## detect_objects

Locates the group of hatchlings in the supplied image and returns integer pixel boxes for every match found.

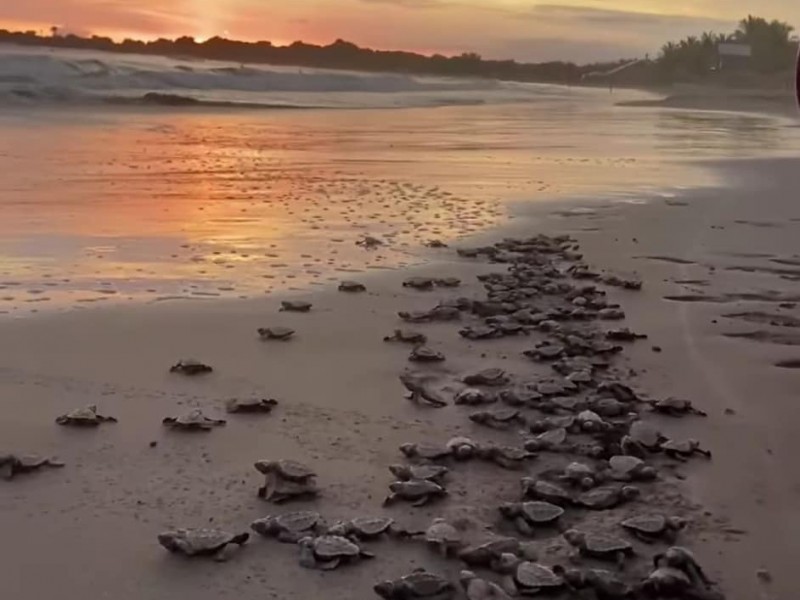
[4,234,728,599]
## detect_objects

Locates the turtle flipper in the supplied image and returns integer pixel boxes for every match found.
[318,558,341,571]
[412,495,430,507]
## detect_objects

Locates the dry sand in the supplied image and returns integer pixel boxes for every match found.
[1,157,799,599]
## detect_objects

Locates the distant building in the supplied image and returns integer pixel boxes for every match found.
[716,43,752,70]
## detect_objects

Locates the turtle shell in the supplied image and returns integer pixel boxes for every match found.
[410,346,446,363]
[459,538,520,566]
[564,462,596,481]
[519,501,564,524]
[567,370,593,384]
[60,406,100,423]
[577,487,623,509]
[621,515,667,535]
[629,421,661,448]
[338,281,366,292]
[425,519,461,544]
[455,388,495,405]
[258,326,295,340]
[350,516,394,537]
[255,459,316,481]
[389,464,448,482]
[274,511,322,533]
[536,380,568,396]
[583,533,632,555]
[537,427,568,446]
[463,368,509,387]
[403,277,435,290]
[388,572,453,597]
[226,398,278,413]
[387,329,427,344]
[391,480,443,499]
[170,359,213,375]
[158,528,247,555]
[401,443,450,460]
[515,562,563,589]
[280,301,312,312]
[608,455,644,477]
[523,479,572,505]
[662,439,696,454]
[312,535,360,559]
[16,454,53,469]
[460,325,499,340]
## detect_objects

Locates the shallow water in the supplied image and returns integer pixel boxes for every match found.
[1,59,800,314]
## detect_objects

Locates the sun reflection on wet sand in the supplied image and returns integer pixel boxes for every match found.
[0,101,798,315]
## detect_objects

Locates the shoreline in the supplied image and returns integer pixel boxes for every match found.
[2,156,800,598]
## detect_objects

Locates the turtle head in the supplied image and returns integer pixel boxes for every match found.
[398,443,416,457]
[250,517,276,536]
[520,477,536,493]
[458,570,478,587]
[326,520,349,537]
[492,552,520,574]
[388,464,409,479]
[498,502,517,518]
[253,460,275,475]
[639,466,657,481]
[666,516,687,531]
[373,580,398,599]
[621,485,640,500]
[580,477,595,490]
[468,412,486,424]
[297,536,314,548]
[554,565,585,587]
[563,529,586,547]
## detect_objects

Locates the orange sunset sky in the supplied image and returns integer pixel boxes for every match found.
[1,1,798,62]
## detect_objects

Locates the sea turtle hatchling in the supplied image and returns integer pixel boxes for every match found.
[459,325,500,341]
[255,459,316,482]
[455,388,496,406]
[446,436,481,460]
[493,557,565,597]
[169,359,213,375]
[661,439,712,461]
[356,235,384,249]
[649,397,707,417]
[399,442,452,462]
[251,511,325,543]
[0,453,64,480]
[606,455,657,482]
[403,277,436,291]
[374,570,455,600]
[280,300,312,312]
[620,515,685,543]
[469,409,521,430]
[498,501,564,536]
[480,445,532,470]
[563,530,635,569]
[654,546,713,587]
[257,326,295,340]
[328,516,397,540]
[424,518,464,556]
[225,398,278,414]
[459,570,513,600]
[254,459,319,503]
[463,368,509,387]
[162,409,226,431]
[298,535,374,570]
[384,480,447,507]
[400,372,448,408]
[457,538,521,568]
[384,330,428,345]
[575,485,640,510]
[520,478,573,506]
[560,568,633,599]
[55,405,117,426]
[389,464,448,484]
[157,528,249,561]
[409,346,446,363]
[435,277,461,288]
[339,280,367,293]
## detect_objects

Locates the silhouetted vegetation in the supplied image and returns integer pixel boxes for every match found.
[0,14,796,88]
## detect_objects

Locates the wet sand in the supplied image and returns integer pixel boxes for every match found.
[1,157,800,600]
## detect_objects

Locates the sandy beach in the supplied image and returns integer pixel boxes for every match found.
[2,148,799,600]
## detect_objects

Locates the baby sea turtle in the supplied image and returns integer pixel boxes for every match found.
[225,398,278,414]
[255,459,316,482]
[170,359,213,375]
[597,381,640,403]
[495,558,564,597]
[157,528,249,561]
[389,464,448,484]
[649,397,707,417]
[403,277,436,291]
[409,346,446,363]
[606,455,656,482]
[426,240,448,248]
[560,568,633,599]
[356,235,384,249]
[458,538,521,568]
[280,300,312,312]
[0,454,64,480]
[435,277,461,288]
[469,409,521,430]
[258,326,295,340]
[399,442,451,461]
[621,515,685,543]
[400,372,448,408]
[455,388,496,406]
[460,570,513,600]
[520,478,573,506]
[498,501,564,536]
[385,330,428,344]
[251,511,325,543]
[339,280,366,293]
[384,480,447,507]
[424,518,463,556]
[639,566,695,598]
[524,427,569,452]
[576,485,640,510]
[598,308,625,320]
[661,439,712,461]
[552,461,600,489]
[459,325,500,341]
[254,459,319,503]
[563,530,634,569]
[446,436,481,460]
[399,306,461,323]
[374,570,455,600]
[480,445,532,470]
[523,343,565,361]
[55,405,117,426]
[627,421,665,450]
[463,368,509,387]
[162,409,226,431]
[328,516,397,540]
[605,328,647,342]
[654,546,713,587]
[298,535,373,570]
[576,410,608,432]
